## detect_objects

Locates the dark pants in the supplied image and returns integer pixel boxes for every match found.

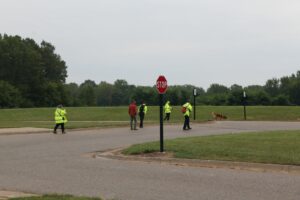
[139,113,145,128]
[130,116,137,130]
[183,115,191,130]
[164,113,170,121]
[54,123,65,133]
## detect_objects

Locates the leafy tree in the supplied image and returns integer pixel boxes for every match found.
[264,78,280,97]
[207,84,229,94]
[96,81,113,106]
[0,80,23,108]
[227,84,244,105]
[79,80,97,106]
[0,34,68,107]
[44,82,69,107]
[246,90,271,105]
[209,94,228,105]
[111,80,133,105]
[288,78,300,105]
[65,83,80,106]
[132,86,152,105]
[272,94,290,105]
[165,87,180,105]
[40,41,67,83]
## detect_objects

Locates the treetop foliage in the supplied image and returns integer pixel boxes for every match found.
[0,34,67,107]
[0,34,299,108]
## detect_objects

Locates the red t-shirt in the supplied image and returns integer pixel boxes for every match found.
[128,103,137,116]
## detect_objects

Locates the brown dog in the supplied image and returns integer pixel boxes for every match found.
[211,112,227,120]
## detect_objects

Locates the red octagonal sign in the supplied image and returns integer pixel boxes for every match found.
[156,75,168,94]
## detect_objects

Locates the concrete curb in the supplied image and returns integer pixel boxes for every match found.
[96,148,300,175]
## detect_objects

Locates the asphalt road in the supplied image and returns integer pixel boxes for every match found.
[0,121,300,200]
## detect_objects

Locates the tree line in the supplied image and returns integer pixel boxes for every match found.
[0,34,299,108]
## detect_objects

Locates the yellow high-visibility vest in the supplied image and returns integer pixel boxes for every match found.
[54,108,68,124]
[182,102,193,116]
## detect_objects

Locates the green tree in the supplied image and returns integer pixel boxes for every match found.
[131,86,157,105]
[111,80,134,105]
[64,83,80,106]
[264,78,280,97]
[272,94,290,105]
[96,81,113,106]
[0,34,68,107]
[288,78,300,105]
[40,41,67,83]
[44,82,70,107]
[79,80,97,106]
[227,84,244,105]
[207,84,229,94]
[0,80,23,108]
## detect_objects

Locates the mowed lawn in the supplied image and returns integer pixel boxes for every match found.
[0,106,300,128]
[123,130,300,165]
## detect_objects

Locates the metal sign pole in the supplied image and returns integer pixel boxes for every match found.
[243,91,247,120]
[159,94,164,152]
[193,89,197,120]
[193,95,196,120]
[156,75,167,153]
[244,103,246,120]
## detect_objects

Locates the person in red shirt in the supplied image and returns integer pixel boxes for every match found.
[128,100,138,130]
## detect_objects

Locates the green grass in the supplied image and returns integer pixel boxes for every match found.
[123,130,300,165]
[0,106,300,128]
[10,194,102,200]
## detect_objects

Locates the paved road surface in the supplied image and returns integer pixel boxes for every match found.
[0,121,300,200]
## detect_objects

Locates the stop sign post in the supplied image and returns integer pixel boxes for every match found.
[193,88,197,120]
[156,75,168,152]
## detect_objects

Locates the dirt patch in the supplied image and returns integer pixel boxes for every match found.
[0,128,51,136]
[0,190,38,199]
[133,151,174,158]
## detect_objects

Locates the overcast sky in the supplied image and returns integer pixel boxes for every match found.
[1,0,300,89]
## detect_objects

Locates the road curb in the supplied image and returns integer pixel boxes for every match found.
[96,148,300,175]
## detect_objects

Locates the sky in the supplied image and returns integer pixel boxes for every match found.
[1,0,300,89]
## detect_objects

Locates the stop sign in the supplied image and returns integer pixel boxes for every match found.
[156,75,168,94]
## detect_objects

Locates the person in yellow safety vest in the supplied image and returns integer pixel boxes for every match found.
[53,104,68,134]
[138,101,148,128]
[182,101,193,131]
[164,101,172,121]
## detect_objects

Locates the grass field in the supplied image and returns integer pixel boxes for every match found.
[123,130,300,165]
[0,106,300,128]
[10,195,102,200]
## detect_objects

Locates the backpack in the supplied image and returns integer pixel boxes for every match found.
[181,106,187,113]
[139,105,144,113]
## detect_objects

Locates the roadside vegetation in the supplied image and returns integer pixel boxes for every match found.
[123,130,300,165]
[0,106,300,128]
[10,195,102,200]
